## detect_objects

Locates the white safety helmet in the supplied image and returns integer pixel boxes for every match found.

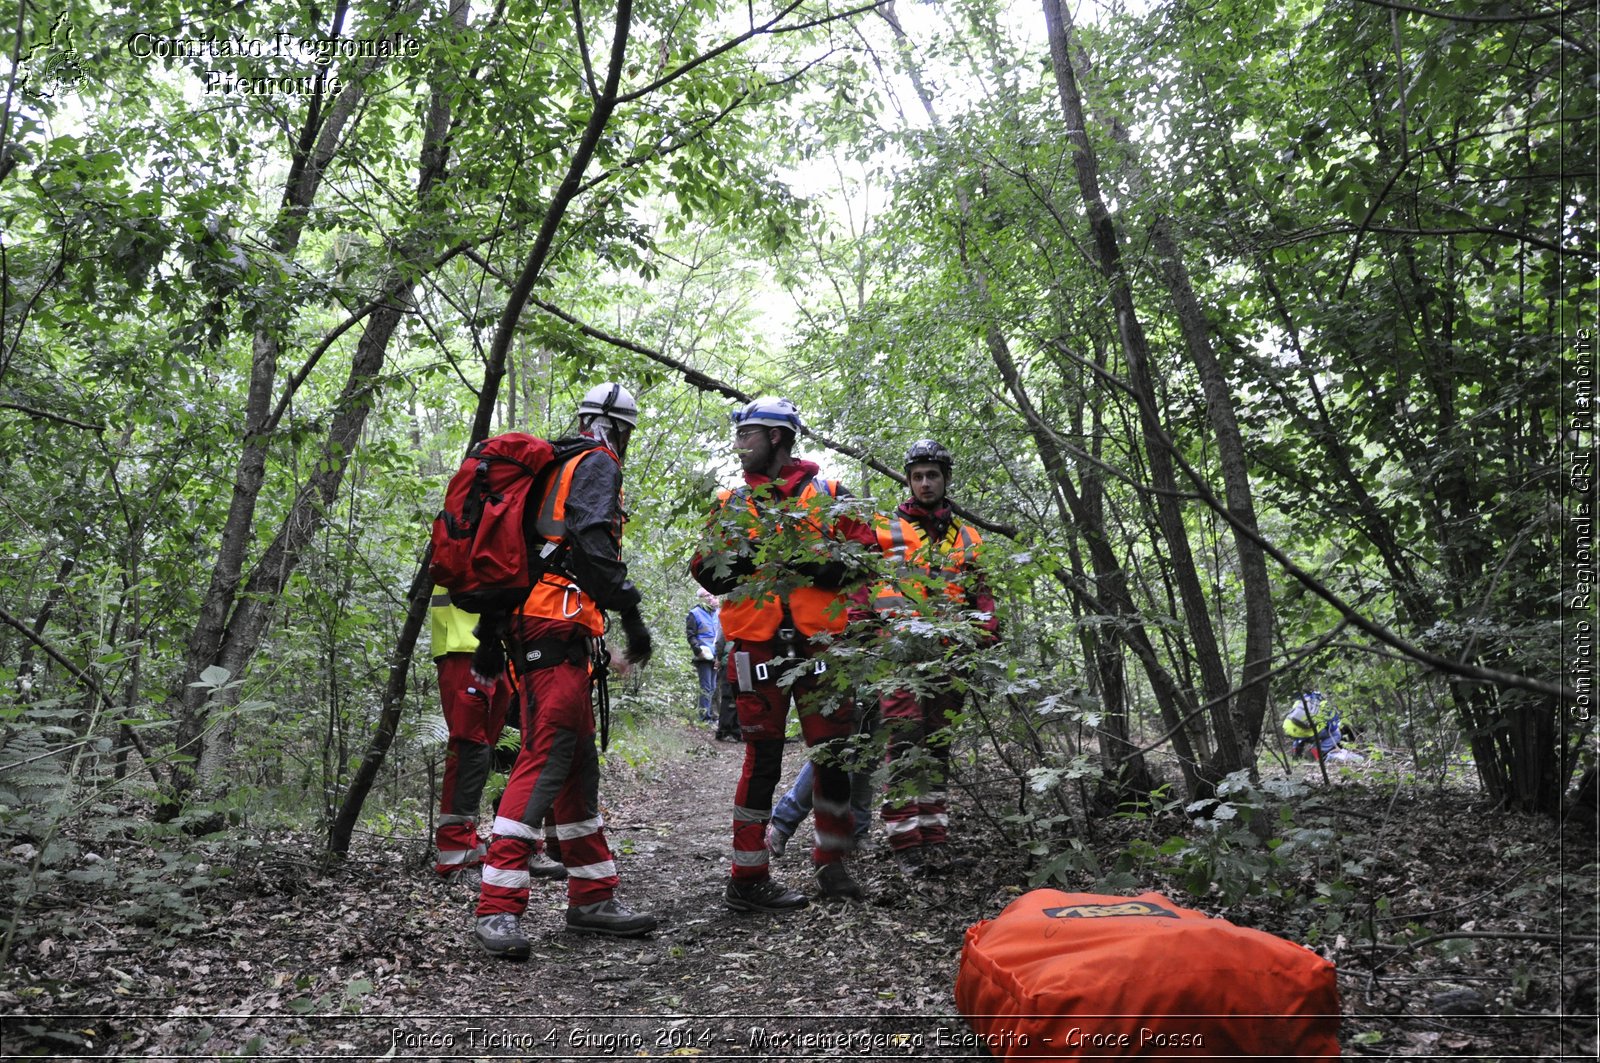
[731,396,803,432]
[577,382,638,459]
[578,382,639,427]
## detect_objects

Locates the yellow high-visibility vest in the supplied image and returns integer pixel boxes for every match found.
[429,586,481,658]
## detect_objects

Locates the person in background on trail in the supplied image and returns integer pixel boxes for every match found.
[430,589,566,885]
[711,627,740,742]
[871,439,999,878]
[686,588,722,727]
[1283,691,1364,765]
[690,396,878,911]
[472,383,657,959]
[765,701,878,858]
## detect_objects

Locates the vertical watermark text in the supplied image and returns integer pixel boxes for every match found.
[1569,328,1595,724]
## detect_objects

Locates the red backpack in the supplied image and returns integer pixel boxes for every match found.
[428,433,599,618]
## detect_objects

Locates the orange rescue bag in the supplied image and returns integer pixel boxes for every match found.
[954,890,1340,1059]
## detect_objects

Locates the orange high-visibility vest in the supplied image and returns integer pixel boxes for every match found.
[872,515,983,616]
[715,478,851,641]
[516,448,622,636]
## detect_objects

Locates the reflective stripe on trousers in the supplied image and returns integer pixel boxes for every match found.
[434,654,510,876]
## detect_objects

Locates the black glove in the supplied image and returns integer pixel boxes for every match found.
[469,614,510,681]
[792,559,849,589]
[620,608,653,667]
[692,553,755,596]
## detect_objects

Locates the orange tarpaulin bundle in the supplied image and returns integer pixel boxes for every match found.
[954,890,1340,1059]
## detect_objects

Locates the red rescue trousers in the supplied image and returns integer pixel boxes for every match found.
[477,619,618,915]
[434,653,511,876]
[728,637,857,881]
[879,684,963,852]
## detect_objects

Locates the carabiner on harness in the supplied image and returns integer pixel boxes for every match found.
[561,581,582,619]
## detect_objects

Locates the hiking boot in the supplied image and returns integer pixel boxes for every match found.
[764,824,790,859]
[442,864,483,890]
[474,913,530,960]
[724,877,809,913]
[565,898,657,937]
[528,850,568,879]
[815,861,865,902]
[893,846,927,878]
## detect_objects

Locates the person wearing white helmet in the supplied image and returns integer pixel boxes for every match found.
[690,396,879,911]
[474,382,657,957]
[575,381,638,458]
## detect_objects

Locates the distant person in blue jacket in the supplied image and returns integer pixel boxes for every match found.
[686,589,722,726]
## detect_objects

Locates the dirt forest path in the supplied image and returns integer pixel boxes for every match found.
[7,721,1006,1059]
[4,718,1595,1059]
[417,722,997,1061]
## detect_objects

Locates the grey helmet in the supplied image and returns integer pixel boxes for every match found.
[904,438,953,472]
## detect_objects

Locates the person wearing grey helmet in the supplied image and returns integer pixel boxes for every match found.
[871,439,998,878]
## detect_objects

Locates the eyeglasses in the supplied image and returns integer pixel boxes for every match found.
[734,425,767,438]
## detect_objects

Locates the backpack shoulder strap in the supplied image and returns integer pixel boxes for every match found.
[550,436,608,465]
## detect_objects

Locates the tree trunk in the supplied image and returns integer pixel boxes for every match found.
[1042,0,1239,787]
[1069,64,1274,762]
[329,0,636,855]
[882,0,1191,798]
[161,1,387,817]
[1146,220,1275,760]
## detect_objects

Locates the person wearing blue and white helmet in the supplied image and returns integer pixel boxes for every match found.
[691,396,878,912]
[1283,691,1362,763]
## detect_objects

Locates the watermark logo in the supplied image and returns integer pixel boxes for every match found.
[1043,900,1179,918]
[123,30,422,96]
[19,11,84,100]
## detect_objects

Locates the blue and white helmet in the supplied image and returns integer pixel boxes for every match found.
[1287,691,1325,725]
[731,396,803,432]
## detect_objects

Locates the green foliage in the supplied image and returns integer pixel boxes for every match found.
[1101,769,1373,929]
[0,691,241,964]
